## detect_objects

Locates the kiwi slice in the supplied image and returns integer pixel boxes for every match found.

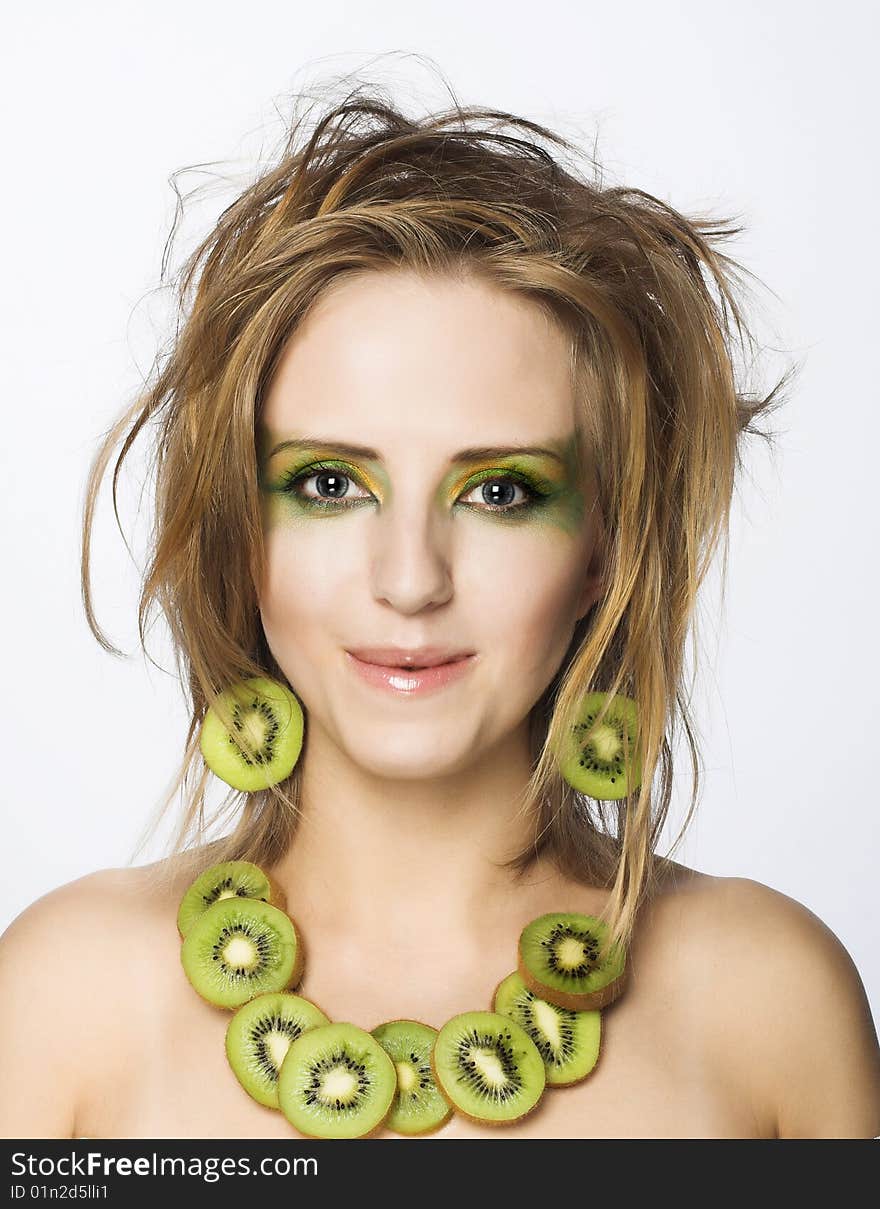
[493,971,601,1086]
[556,691,642,799]
[180,896,304,1009]
[518,912,627,1011]
[177,860,286,939]
[225,992,330,1108]
[200,676,304,792]
[277,1022,397,1139]
[370,1019,453,1136]
[431,1010,546,1125]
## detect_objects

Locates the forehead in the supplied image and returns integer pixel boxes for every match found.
[260,269,576,448]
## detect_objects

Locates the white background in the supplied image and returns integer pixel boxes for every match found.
[2,2,877,1032]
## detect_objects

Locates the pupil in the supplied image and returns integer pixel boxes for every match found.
[317,471,347,498]
[483,480,515,506]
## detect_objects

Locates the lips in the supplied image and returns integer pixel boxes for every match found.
[345,649,477,696]
[346,646,475,669]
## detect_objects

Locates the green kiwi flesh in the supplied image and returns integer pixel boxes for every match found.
[225,992,330,1108]
[493,971,601,1086]
[180,896,303,1009]
[557,691,641,799]
[200,676,304,792]
[431,1010,546,1124]
[370,1019,453,1135]
[518,912,627,1011]
[277,1022,397,1139]
[177,860,285,939]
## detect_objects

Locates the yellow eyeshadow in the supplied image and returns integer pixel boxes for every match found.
[442,456,565,499]
[260,445,586,535]
[263,451,387,498]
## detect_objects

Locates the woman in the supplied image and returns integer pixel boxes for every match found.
[2,87,878,1140]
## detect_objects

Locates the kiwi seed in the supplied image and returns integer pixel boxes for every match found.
[177,859,286,939]
[431,1010,546,1125]
[200,676,304,792]
[557,691,642,799]
[180,896,304,1009]
[277,1022,397,1139]
[370,1019,453,1135]
[493,970,602,1086]
[225,992,330,1108]
[518,911,627,1011]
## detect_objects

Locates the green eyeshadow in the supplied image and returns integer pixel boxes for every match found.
[258,431,588,537]
[444,453,586,535]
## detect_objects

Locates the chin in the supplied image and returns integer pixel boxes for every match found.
[345,736,475,782]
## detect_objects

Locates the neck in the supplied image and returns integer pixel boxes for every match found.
[268,716,566,952]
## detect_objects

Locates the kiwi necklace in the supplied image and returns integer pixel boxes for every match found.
[183,678,641,1138]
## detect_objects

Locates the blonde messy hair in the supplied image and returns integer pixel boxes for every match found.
[80,76,786,964]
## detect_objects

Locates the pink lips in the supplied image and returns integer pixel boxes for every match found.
[344,650,477,696]
[346,645,474,668]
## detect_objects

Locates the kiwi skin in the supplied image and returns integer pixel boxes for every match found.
[516,947,628,1012]
[428,1021,546,1129]
[490,975,606,1089]
[175,862,288,942]
[371,1018,454,1137]
[286,922,307,994]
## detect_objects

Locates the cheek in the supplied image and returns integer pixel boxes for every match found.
[258,526,354,667]
[463,532,587,679]
[259,512,591,690]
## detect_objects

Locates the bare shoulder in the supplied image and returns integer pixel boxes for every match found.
[0,861,187,1138]
[1,859,188,949]
[642,866,880,1138]
[0,859,186,996]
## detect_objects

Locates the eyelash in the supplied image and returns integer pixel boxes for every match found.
[277,460,547,514]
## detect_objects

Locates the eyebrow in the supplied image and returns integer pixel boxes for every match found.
[265,437,568,465]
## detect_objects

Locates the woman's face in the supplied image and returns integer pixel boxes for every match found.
[256,269,605,779]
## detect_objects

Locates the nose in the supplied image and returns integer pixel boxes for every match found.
[369,487,454,614]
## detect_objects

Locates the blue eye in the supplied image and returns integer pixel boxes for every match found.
[279,462,371,509]
[458,476,540,511]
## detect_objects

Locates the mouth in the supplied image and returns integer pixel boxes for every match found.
[344,649,477,695]
[345,647,475,669]
[367,659,465,670]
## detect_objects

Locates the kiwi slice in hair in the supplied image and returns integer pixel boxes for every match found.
[277,1022,397,1139]
[557,691,642,799]
[518,912,627,1011]
[431,1010,546,1125]
[370,1019,453,1136]
[200,676,304,792]
[493,971,601,1086]
[180,896,304,1009]
[177,860,286,939]
[225,992,330,1108]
